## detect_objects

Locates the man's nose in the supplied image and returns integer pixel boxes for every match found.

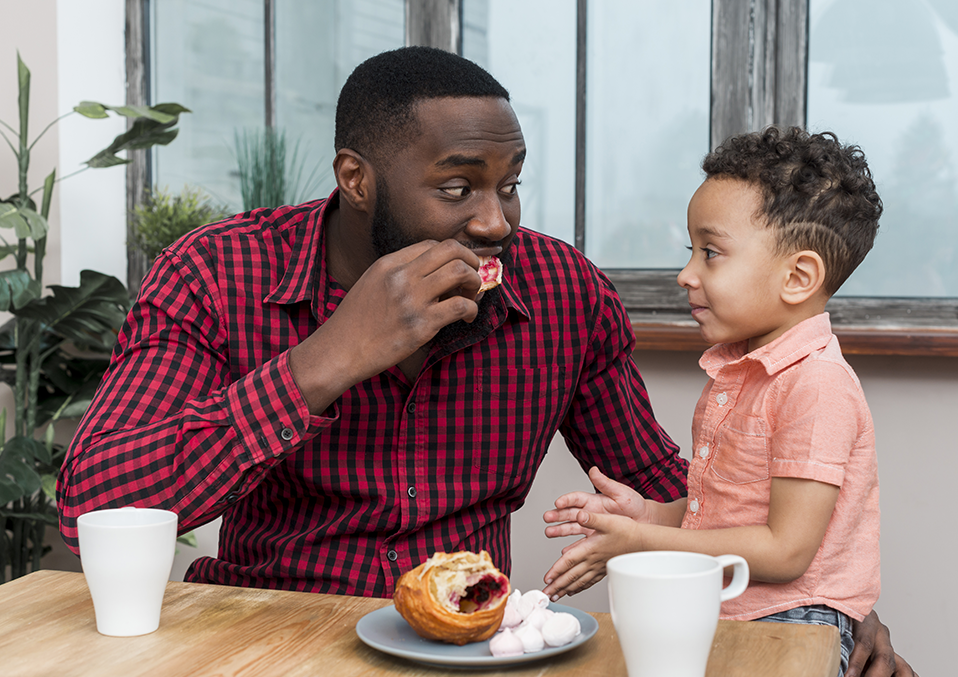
[466,193,513,243]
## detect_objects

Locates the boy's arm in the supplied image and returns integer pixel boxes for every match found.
[634,477,839,582]
[543,476,838,598]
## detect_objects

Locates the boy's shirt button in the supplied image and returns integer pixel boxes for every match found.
[699,445,709,458]
[716,392,728,406]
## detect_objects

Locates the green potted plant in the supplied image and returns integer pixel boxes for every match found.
[233,127,326,211]
[0,54,189,582]
[131,185,230,262]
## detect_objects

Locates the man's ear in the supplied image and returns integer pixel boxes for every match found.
[781,250,826,305]
[333,149,376,214]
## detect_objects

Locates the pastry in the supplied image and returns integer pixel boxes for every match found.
[393,550,510,645]
[478,256,503,291]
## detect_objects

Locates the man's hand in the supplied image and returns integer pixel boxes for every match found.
[289,239,485,412]
[847,610,918,677]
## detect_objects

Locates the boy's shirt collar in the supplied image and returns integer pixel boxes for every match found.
[699,312,834,378]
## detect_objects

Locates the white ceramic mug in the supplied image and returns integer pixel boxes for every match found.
[607,551,749,677]
[77,506,178,637]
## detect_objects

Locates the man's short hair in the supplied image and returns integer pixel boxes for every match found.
[335,46,510,168]
[703,125,882,295]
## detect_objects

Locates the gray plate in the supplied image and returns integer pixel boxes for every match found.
[356,602,599,668]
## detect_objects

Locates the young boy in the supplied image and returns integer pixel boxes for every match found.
[542,126,882,677]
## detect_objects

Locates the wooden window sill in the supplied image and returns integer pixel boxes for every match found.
[607,270,958,357]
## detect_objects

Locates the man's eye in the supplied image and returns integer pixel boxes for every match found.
[503,180,521,195]
[442,186,469,197]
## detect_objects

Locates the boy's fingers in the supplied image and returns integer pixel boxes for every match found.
[553,491,592,510]
[543,507,582,524]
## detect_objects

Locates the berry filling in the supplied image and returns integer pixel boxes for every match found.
[455,574,507,614]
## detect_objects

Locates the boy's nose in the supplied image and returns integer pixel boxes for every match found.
[677,263,696,289]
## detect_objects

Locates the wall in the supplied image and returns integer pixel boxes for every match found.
[0,0,61,287]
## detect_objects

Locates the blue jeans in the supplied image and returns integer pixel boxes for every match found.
[757,605,854,677]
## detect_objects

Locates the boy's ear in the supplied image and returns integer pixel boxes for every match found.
[333,149,376,214]
[781,250,827,305]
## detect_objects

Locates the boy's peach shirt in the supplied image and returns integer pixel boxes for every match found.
[682,313,880,621]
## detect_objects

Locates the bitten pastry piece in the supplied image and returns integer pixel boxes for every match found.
[477,256,503,292]
[393,551,511,645]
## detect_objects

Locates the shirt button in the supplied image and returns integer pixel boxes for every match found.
[716,392,728,406]
[699,445,709,458]
[407,486,417,498]
[407,402,416,413]
[689,498,700,513]
[386,550,398,562]
[280,427,294,441]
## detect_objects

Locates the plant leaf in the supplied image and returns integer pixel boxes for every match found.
[19,205,48,239]
[83,103,190,168]
[0,436,47,504]
[13,270,128,345]
[73,101,109,119]
[40,473,57,501]
[177,531,198,548]
[0,204,47,239]
[0,269,41,311]
[74,101,186,124]
[18,52,29,145]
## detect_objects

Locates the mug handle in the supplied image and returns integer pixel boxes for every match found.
[715,554,750,602]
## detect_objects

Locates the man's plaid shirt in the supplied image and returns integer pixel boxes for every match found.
[58,190,687,596]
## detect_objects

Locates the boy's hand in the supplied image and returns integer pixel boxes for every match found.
[542,509,642,601]
[543,467,651,542]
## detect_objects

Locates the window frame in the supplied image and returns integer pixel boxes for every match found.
[127,0,958,355]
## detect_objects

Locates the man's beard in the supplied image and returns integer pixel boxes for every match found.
[370,176,501,349]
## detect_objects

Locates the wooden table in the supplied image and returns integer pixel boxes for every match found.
[0,570,839,676]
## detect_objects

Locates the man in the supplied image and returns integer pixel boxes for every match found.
[58,47,912,675]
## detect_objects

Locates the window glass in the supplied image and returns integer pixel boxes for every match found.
[808,0,958,297]
[585,0,711,269]
[152,0,265,209]
[276,0,405,203]
[463,0,577,244]
[152,0,404,211]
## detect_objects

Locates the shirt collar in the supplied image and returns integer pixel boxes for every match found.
[699,312,834,378]
[264,188,530,322]
[263,189,338,308]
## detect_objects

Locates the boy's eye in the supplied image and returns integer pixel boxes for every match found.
[685,245,718,259]
[442,186,470,197]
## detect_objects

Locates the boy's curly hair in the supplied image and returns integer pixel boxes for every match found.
[703,125,882,294]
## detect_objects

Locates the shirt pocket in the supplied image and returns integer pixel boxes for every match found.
[709,412,769,484]
[472,366,567,482]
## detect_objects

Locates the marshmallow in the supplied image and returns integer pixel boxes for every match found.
[489,628,524,657]
[517,589,550,619]
[499,597,523,630]
[514,624,545,653]
[542,612,581,647]
[522,606,554,631]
